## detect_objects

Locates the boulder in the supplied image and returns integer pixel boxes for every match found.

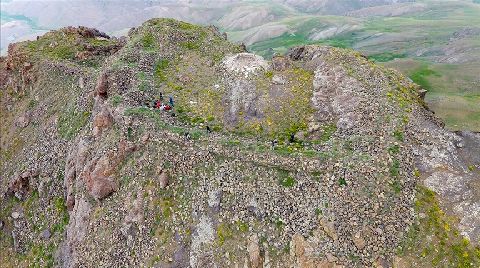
[66,195,75,212]
[15,115,29,128]
[82,154,118,200]
[141,132,150,144]
[352,231,366,250]
[95,72,108,98]
[418,89,428,100]
[374,257,388,268]
[272,55,290,71]
[290,233,335,268]
[11,211,21,219]
[92,107,113,136]
[7,172,32,200]
[75,51,93,61]
[78,76,85,89]
[247,234,261,268]
[290,233,308,267]
[272,74,286,85]
[325,253,338,263]
[23,62,32,69]
[159,171,169,189]
[393,256,409,268]
[41,229,51,240]
[319,218,338,241]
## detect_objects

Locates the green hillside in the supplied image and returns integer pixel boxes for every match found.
[225,0,480,131]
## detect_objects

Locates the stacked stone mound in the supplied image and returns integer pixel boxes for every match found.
[0,18,478,268]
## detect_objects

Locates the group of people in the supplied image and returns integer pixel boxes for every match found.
[145,93,217,141]
[148,93,175,111]
[146,94,295,146]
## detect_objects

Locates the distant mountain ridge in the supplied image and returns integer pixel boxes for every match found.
[1,0,415,53]
[273,0,415,14]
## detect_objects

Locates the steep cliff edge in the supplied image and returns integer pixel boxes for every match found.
[0,18,479,268]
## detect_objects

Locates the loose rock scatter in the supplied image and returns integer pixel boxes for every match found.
[0,18,479,268]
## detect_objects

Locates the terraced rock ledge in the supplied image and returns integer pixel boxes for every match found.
[0,18,479,268]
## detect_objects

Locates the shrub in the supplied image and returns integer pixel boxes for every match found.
[111,95,123,107]
[279,176,296,187]
[155,59,170,82]
[141,32,155,49]
[393,130,404,141]
[390,159,400,177]
[388,144,400,154]
[57,109,91,140]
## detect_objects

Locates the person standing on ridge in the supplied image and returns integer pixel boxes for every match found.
[271,139,278,149]
[169,96,174,107]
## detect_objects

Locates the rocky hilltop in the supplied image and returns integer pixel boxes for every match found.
[0,18,479,268]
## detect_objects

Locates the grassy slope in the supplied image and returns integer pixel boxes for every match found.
[365,1,480,131]
[384,59,480,131]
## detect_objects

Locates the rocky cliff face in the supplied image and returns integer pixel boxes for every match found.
[0,18,479,268]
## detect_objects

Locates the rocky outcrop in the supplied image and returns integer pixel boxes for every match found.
[122,189,145,237]
[190,215,215,267]
[1,19,478,268]
[7,173,29,200]
[64,138,135,208]
[272,55,291,71]
[222,53,270,76]
[92,106,113,137]
[410,113,480,242]
[64,138,90,210]
[288,46,365,131]
[82,140,135,200]
[290,233,339,268]
[57,196,92,268]
[63,26,110,39]
[221,53,270,126]
[81,152,119,200]
[7,170,39,200]
[352,231,366,250]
